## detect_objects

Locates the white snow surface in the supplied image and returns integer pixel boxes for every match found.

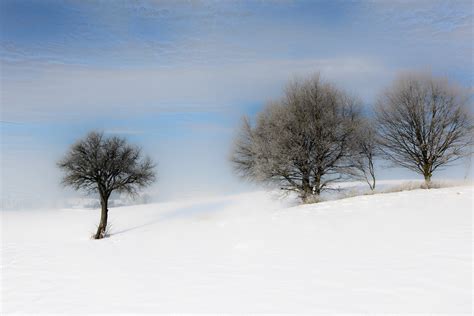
[1,186,473,314]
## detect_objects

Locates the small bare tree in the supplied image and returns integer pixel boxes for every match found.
[349,119,377,191]
[231,74,360,202]
[375,72,472,185]
[58,131,156,239]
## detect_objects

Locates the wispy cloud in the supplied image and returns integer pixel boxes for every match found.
[103,128,145,135]
[1,57,389,121]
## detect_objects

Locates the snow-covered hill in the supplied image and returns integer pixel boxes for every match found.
[1,186,472,314]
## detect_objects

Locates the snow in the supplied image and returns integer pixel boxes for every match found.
[1,186,472,314]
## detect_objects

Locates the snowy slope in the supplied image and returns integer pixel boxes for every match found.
[1,186,472,314]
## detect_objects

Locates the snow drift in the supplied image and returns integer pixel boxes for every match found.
[1,186,472,314]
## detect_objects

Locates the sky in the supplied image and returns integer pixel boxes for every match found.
[1,0,473,208]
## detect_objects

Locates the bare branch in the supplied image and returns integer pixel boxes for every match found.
[58,131,157,239]
[375,71,473,183]
[230,74,361,201]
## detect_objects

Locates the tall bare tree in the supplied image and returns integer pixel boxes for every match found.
[349,119,378,191]
[231,74,360,202]
[58,132,156,239]
[375,72,472,184]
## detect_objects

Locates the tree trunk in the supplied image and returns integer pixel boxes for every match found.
[313,172,321,195]
[302,175,311,195]
[423,173,432,187]
[370,176,376,191]
[300,172,314,202]
[423,164,432,188]
[94,196,108,239]
[369,158,376,191]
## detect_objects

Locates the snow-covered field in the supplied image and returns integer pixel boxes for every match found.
[1,186,472,314]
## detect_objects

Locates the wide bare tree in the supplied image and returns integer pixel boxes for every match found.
[58,131,156,239]
[375,72,472,184]
[231,74,360,202]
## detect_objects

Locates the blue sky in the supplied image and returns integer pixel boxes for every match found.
[1,0,473,206]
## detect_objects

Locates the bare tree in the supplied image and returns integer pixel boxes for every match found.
[58,131,156,239]
[231,74,361,202]
[349,119,377,191]
[375,72,472,185]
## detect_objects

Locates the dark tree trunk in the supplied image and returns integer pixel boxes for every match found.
[301,172,313,202]
[369,176,376,191]
[423,173,432,187]
[423,164,432,187]
[369,158,376,191]
[313,172,322,196]
[301,173,323,203]
[94,195,109,239]
[301,174,312,201]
